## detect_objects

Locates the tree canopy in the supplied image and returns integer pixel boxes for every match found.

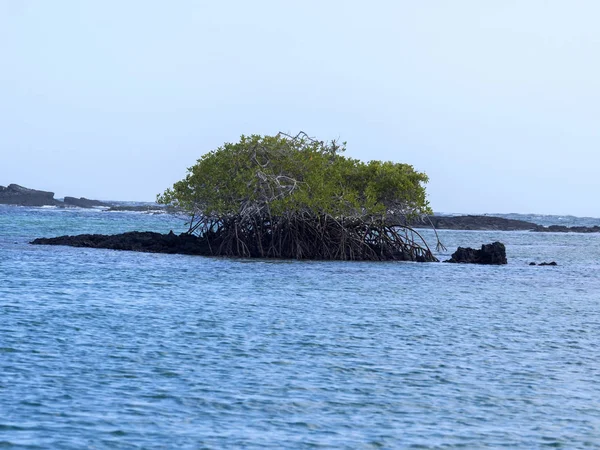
[158,132,438,261]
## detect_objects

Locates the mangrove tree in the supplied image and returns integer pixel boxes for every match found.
[157,132,440,261]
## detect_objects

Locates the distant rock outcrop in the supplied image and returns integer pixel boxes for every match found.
[414,215,600,233]
[445,242,507,265]
[63,197,109,208]
[416,215,537,231]
[532,225,600,233]
[0,183,110,208]
[0,184,61,206]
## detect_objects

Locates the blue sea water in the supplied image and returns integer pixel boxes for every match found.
[1,205,600,449]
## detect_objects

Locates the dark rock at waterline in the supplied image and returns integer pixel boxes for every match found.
[63,196,110,208]
[31,231,435,261]
[538,261,558,266]
[445,242,507,265]
[0,184,61,206]
[31,231,211,255]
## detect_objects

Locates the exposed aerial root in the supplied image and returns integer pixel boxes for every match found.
[188,213,438,262]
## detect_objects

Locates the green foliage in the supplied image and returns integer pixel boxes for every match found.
[158,133,432,221]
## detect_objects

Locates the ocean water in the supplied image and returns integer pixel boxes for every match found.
[1,205,600,449]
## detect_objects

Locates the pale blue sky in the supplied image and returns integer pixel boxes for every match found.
[1,1,599,215]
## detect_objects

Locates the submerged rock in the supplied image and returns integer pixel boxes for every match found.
[538,261,558,266]
[445,242,507,265]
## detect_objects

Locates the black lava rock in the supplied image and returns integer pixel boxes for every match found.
[31,231,211,255]
[445,242,507,265]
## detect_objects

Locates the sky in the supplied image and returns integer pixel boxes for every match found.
[1,1,599,216]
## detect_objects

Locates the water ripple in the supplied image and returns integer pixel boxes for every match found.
[1,207,600,448]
